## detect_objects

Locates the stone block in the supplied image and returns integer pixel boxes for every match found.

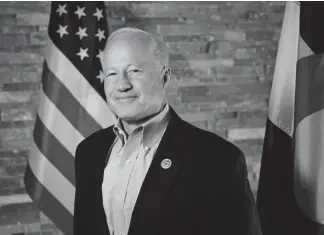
[0,14,16,25]
[0,127,33,142]
[227,99,268,113]
[0,120,34,129]
[0,157,27,177]
[0,34,29,52]
[246,30,275,41]
[157,24,226,36]
[0,25,38,34]
[16,13,49,26]
[0,91,35,105]
[0,223,41,235]
[1,106,35,122]
[178,112,214,124]
[216,118,239,130]
[1,138,33,149]
[0,64,42,84]
[227,127,265,141]
[217,66,258,82]
[223,30,246,42]
[0,149,30,159]
[0,177,23,192]
[179,82,270,103]
[2,83,40,91]
[30,32,47,45]
[184,101,227,113]
[13,45,46,57]
[0,1,50,13]
[127,2,220,18]
[0,53,43,65]
[166,41,209,55]
[208,41,233,57]
[237,113,267,128]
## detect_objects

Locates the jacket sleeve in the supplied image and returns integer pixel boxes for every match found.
[226,152,263,235]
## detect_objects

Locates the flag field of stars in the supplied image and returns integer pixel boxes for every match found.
[49,2,109,99]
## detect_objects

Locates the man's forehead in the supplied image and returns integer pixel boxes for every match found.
[106,32,152,51]
[103,36,154,65]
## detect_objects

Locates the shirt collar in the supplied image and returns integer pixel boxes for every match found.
[113,103,170,149]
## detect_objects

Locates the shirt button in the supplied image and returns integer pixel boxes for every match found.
[125,159,131,165]
[144,146,149,151]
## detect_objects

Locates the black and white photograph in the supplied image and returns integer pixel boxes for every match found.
[0,1,323,235]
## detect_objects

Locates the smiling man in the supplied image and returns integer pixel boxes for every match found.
[73,27,262,235]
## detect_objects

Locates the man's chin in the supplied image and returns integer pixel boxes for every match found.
[113,109,141,121]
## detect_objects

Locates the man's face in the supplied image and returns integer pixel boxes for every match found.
[102,34,167,123]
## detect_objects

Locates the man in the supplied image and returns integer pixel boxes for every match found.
[74,27,262,235]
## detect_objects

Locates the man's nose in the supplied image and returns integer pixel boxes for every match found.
[116,73,132,92]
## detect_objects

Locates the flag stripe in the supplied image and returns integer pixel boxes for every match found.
[295,55,324,126]
[28,143,75,214]
[300,2,324,54]
[295,109,324,224]
[45,38,115,129]
[25,164,73,235]
[34,115,75,186]
[294,2,324,227]
[267,1,299,137]
[37,91,83,156]
[258,118,323,234]
[42,61,102,138]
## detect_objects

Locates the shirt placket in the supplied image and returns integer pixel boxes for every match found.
[113,132,142,235]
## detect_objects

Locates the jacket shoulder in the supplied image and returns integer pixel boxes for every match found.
[180,120,244,160]
[76,126,114,153]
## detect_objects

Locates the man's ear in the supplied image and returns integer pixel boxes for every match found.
[162,67,171,90]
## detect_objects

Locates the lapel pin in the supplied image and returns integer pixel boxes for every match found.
[161,158,172,169]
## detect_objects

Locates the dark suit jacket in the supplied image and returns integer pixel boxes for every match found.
[74,107,262,235]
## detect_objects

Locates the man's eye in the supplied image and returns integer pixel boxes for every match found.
[107,72,117,77]
[128,69,141,74]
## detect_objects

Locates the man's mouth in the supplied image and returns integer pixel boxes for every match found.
[115,96,137,102]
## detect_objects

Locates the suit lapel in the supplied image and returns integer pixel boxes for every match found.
[93,127,116,235]
[128,108,187,234]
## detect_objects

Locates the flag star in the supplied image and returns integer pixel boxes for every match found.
[93,7,104,21]
[56,25,68,38]
[96,70,105,82]
[56,4,67,16]
[75,6,86,19]
[95,29,106,42]
[96,49,104,61]
[76,47,89,61]
[76,27,88,39]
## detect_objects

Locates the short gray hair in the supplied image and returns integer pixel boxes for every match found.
[105,27,169,67]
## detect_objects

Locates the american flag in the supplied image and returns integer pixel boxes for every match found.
[24,2,115,235]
